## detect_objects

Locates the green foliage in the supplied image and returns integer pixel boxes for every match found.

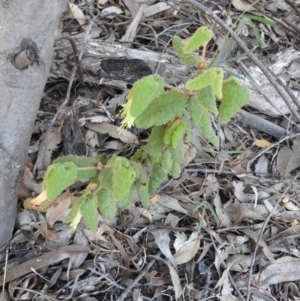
[43,162,78,201]
[42,26,250,232]
[237,15,276,48]
[183,26,213,54]
[219,77,250,123]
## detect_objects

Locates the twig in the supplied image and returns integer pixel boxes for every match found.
[55,34,84,85]
[235,109,286,140]
[184,0,300,121]
[246,170,300,301]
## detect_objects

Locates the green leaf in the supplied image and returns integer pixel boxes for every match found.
[169,161,181,179]
[134,91,188,129]
[112,157,136,200]
[168,137,185,165]
[120,75,164,128]
[161,149,173,173]
[188,96,219,147]
[136,181,150,207]
[172,36,200,66]
[196,85,218,114]
[183,26,213,54]
[186,69,217,91]
[213,68,224,99]
[219,77,250,124]
[130,161,150,207]
[181,112,192,144]
[118,184,135,209]
[144,126,166,156]
[81,192,98,231]
[44,162,78,201]
[97,188,117,220]
[248,14,276,27]
[149,164,167,194]
[248,19,264,47]
[54,155,98,182]
[164,120,186,149]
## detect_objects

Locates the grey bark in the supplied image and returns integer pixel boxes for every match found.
[0,0,68,249]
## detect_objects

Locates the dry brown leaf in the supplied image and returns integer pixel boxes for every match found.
[277,138,300,177]
[214,193,231,228]
[233,198,243,226]
[282,197,300,211]
[232,0,256,11]
[0,245,91,284]
[85,121,138,144]
[254,256,300,285]
[152,229,175,265]
[252,139,271,148]
[68,4,85,29]
[173,234,201,265]
[46,191,71,227]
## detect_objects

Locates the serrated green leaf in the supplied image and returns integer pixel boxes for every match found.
[196,85,218,114]
[120,75,164,128]
[81,192,98,231]
[130,161,150,207]
[149,164,167,194]
[54,155,98,182]
[183,26,213,54]
[164,120,186,149]
[181,112,192,144]
[136,181,150,207]
[168,138,185,165]
[172,36,201,66]
[134,91,188,129]
[161,149,173,173]
[44,162,78,201]
[169,161,181,178]
[186,69,217,91]
[97,188,117,220]
[219,77,250,124]
[118,184,135,209]
[188,96,219,147]
[99,166,114,191]
[112,157,136,200]
[144,126,166,156]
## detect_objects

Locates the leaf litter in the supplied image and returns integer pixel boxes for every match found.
[3,0,300,300]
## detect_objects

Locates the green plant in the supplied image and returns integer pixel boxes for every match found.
[237,14,276,48]
[38,26,250,231]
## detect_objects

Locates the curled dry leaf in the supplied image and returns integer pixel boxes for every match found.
[46,191,71,227]
[173,234,201,265]
[68,4,86,29]
[85,121,138,144]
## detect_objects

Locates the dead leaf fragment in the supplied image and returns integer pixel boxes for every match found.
[277,138,300,176]
[68,4,86,29]
[173,234,201,265]
[46,192,71,227]
[232,0,256,11]
[253,139,271,148]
